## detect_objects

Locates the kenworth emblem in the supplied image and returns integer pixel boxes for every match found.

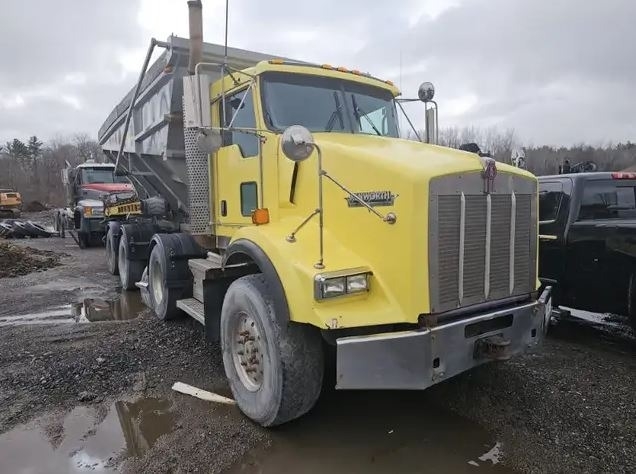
[346,190,397,207]
[481,157,497,193]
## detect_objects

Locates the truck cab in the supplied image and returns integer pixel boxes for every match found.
[58,161,134,247]
[98,25,551,426]
[538,172,636,327]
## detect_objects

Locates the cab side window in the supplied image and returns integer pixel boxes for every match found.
[220,88,259,158]
[539,181,564,222]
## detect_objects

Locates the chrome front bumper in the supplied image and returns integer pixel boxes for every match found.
[335,287,552,390]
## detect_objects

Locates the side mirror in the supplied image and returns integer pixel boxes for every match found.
[418,82,435,102]
[281,125,315,162]
[196,129,222,154]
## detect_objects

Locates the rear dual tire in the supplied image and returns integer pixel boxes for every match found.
[118,229,145,291]
[106,227,119,275]
[147,243,182,321]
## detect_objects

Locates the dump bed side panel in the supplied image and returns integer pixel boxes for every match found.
[97,36,278,226]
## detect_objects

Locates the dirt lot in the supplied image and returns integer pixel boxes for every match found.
[0,218,634,474]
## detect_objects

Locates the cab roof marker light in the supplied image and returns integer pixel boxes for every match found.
[337,66,349,72]
[321,64,334,69]
[269,59,285,64]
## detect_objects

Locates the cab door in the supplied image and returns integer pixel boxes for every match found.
[214,87,261,239]
[538,179,570,304]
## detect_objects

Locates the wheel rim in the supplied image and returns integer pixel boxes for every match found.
[230,311,265,392]
[151,259,164,307]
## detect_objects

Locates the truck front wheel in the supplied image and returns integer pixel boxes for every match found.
[221,274,323,427]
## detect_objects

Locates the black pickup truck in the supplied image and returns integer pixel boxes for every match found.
[538,172,636,329]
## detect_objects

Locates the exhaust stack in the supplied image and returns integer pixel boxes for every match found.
[188,0,203,74]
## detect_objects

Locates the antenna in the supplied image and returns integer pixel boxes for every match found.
[224,0,229,64]
[399,49,402,91]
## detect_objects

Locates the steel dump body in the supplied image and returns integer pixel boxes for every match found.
[97,36,277,224]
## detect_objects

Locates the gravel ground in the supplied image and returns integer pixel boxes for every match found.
[0,219,634,473]
[431,332,635,473]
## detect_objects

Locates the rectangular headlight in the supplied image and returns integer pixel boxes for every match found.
[315,270,371,300]
[321,277,346,298]
[346,274,369,293]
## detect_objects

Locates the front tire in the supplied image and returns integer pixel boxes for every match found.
[221,274,323,427]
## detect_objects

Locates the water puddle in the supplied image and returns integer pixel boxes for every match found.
[554,307,635,352]
[0,397,174,473]
[225,391,512,473]
[0,292,146,326]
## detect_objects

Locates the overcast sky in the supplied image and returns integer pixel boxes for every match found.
[0,0,634,147]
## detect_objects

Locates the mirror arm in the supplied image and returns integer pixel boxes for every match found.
[396,101,422,142]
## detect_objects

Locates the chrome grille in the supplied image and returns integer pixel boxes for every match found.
[429,173,537,313]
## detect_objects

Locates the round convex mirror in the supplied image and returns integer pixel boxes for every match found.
[418,82,435,102]
[281,125,315,162]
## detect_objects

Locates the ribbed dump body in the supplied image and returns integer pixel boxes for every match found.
[96,35,278,226]
[429,172,537,313]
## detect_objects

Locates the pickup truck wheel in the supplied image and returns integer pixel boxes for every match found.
[105,227,119,275]
[221,274,323,427]
[147,243,182,321]
[118,230,144,291]
[628,272,636,331]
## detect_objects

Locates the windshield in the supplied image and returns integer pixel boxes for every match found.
[261,72,399,137]
[81,168,129,184]
[578,180,636,220]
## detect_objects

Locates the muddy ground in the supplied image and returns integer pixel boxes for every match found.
[0,241,62,278]
[0,214,634,474]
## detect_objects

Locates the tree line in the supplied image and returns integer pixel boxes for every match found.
[1,128,634,205]
[0,134,102,206]
[430,126,635,175]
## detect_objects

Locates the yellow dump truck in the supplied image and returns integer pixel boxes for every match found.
[97,1,552,426]
[0,188,22,217]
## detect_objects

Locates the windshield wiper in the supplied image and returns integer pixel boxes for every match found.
[351,94,381,136]
[325,91,344,132]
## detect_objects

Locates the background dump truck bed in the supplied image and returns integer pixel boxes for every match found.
[97,36,279,229]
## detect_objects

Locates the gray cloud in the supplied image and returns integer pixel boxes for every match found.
[0,0,143,141]
[0,0,634,146]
